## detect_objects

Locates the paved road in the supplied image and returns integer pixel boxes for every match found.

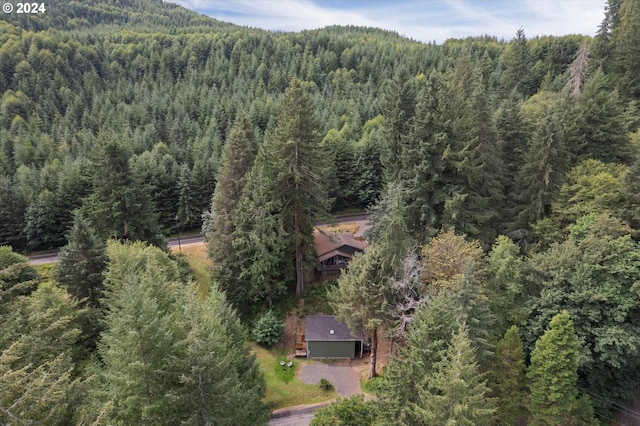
[27,213,369,265]
[27,234,203,265]
[269,402,333,426]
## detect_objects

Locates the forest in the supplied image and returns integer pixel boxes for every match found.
[1,0,640,424]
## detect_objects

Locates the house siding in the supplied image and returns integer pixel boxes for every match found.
[307,340,356,358]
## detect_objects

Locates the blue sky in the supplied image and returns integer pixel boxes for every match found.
[171,0,606,44]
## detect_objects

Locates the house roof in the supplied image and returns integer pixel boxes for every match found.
[314,231,366,258]
[305,315,364,341]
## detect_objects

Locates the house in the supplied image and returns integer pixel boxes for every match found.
[305,315,365,359]
[314,231,366,279]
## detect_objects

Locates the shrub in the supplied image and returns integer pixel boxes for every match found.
[317,378,334,392]
[252,310,284,346]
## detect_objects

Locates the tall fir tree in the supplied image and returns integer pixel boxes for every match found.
[516,107,569,228]
[500,28,534,97]
[81,132,164,248]
[381,67,417,182]
[328,244,389,379]
[230,152,289,312]
[56,212,107,309]
[205,111,258,291]
[378,291,460,425]
[607,0,640,102]
[527,311,596,426]
[263,79,330,297]
[414,324,496,425]
[366,181,414,275]
[490,325,528,425]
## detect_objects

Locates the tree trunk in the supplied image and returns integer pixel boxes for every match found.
[295,234,304,297]
[368,327,378,379]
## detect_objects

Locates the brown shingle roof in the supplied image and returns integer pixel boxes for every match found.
[314,231,366,258]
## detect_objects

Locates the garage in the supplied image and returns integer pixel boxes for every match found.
[305,315,364,359]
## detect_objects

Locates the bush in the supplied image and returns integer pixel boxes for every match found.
[252,310,284,346]
[317,378,334,392]
[310,395,378,425]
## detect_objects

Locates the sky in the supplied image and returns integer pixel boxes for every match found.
[171,0,607,44]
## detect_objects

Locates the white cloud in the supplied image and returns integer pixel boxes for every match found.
[172,0,606,43]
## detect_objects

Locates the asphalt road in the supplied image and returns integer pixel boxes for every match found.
[270,402,333,426]
[27,213,369,265]
[27,234,203,265]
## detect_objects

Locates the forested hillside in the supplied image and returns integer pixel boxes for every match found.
[2,0,640,424]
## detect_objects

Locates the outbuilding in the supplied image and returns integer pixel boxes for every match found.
[305,315,364,359]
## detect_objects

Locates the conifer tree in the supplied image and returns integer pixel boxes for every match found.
[400,72,445,242]
[81,132,164,248]
[500,28,533,97]
[516,108,569,228]
[527,311,594,426]
[366,182,413,275]
[378,291,459,425]
[607,0,640,102]
[177,284,269,426]
[573,67,632,163]
[97,243,183,426]
[453,263,496,368]
[381,67,416,182]
[263,79,330,297]
[415,324,496,425]
[206,111,258,288]
[56,212,107,309]
[328,244,389,379]
[490,325,528,425]
[230,152,289,311]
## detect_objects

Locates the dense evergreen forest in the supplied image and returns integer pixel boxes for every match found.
[2,0,640,424]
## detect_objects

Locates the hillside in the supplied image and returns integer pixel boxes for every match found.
[2,0,640,424]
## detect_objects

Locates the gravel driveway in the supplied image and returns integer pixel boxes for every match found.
[299,362,362,397]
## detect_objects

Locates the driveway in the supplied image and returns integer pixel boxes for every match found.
[299,361,362,397]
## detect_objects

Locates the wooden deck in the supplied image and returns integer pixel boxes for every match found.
[295,325,307,357]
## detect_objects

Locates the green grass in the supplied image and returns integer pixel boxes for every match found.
[253,344,337,409]
[178,244,337,409]
[34,263,56,282]
[172,244,211,296]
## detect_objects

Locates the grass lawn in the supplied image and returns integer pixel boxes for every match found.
[172,243,211,296]
[252,344,337,410]
[177,244,335,409]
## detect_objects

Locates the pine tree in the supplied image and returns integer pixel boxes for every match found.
[490,325,528,425]
[81,132,165,248]
[574,67,632,163]
[527,311,593,426]
[56,212,107,309]
[206,110,258,287]
[486,236,526,335]
[453,262,496,368]
[264,79,330,297]
[607,0,640,102]
[516,108,569,228]
[401,71,445,242]
[366,182,414,275]
[177,284,269,426]
[415,324,496,425]
[501,28,533,97]
[381,67,417,182]
[378,291,459,425]
[1,283,82,426]
[328,244,389,379]
[230,152,289,312]
[97,244,183,425]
